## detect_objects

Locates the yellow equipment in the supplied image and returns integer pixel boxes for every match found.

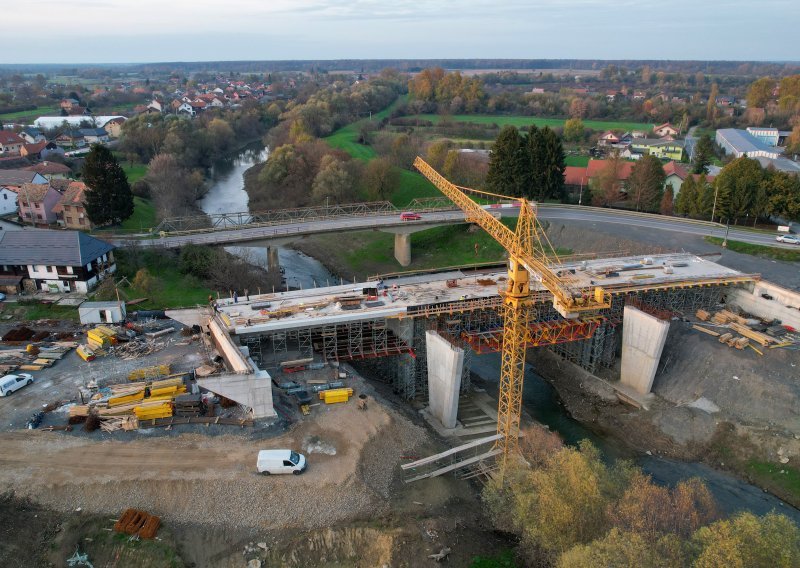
[413,157,611,471]
[319,388,354,404]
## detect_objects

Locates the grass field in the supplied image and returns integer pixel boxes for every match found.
[121,162,148,184]
[120,197,157,232]
[10,300,80,322]
[0,105,60,120]
[705,237,800,262]
[412,114,653,132]
[565,155,590,167]
[325,95,407,160]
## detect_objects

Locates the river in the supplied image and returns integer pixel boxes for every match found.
[199,144,799,523]
[197,142,340,290]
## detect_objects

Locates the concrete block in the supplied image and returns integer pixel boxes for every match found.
[394,232,411,266]
[426,330,463,429]
[620,305,670,395]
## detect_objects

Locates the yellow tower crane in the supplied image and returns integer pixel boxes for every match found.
[413,157,612,469]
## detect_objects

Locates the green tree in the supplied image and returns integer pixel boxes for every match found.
[746,77,776,108]
[706,83,719,124]
[692,134,714,174]
[674,174,696,216]
[692,512,800,568]
[563,118,585,143]
[311,155,356,203]
[486,125,523,196]
[558,529,685,568]
[765,170,800,221]
[362,157,399,200]
[697,175,716,219]
[714,157,764,223]
[540,127,566,202]
[82,144,134,226]
[426,139,452,171]
[660,185,674,215]
[627,154,665,212]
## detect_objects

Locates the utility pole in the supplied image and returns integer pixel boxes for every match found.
[722,220,730,248]
[711,184,719,223]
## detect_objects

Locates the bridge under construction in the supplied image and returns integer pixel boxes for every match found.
[210,252,759,427]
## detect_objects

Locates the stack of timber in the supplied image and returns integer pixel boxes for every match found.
[174,394,203,417]
[128,364,171,381]
[728,322,777,347]
[114,509,161,539]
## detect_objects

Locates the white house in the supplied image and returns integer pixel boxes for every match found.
[0,187,18,216]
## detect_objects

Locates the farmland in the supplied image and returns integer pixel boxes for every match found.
[409,113,653,133]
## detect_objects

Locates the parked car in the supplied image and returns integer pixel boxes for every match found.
[0,373,34,396]
[256,449,307,475]
[776,234,800,245]
[0,292,5,301]
[400,212,422,221]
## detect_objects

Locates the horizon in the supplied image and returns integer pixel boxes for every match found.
[3,0,799,65]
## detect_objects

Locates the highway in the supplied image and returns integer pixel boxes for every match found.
[116,205,795,250]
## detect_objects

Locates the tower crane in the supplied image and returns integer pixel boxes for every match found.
[413,157,612,469]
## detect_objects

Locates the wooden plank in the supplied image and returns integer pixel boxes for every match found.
[401,433,503,470]
[692,325,720,337]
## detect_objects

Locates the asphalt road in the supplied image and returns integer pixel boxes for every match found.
[119,206,798,251]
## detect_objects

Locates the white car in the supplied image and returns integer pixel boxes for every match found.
[0,373,34,396]
[776,234,800,245]
[256,449,307,475]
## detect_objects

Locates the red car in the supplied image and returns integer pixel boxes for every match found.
[400,212,422,221]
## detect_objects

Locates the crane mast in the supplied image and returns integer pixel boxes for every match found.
[413,157,611,467]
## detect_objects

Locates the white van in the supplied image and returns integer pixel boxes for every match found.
[0,373,34,396]
[256,449,307,475]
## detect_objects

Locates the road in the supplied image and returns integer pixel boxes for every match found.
[117,205,797,250]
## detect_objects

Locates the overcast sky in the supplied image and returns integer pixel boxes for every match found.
[3,0,798,64]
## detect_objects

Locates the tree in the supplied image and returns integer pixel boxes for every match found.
[706,83,719,124]
[362,157,399,200]
[591,151,624,206]
[311,155,356,203]
[486,125,523,196]
[785,124,800,156]
[692,134,714,174]
[558,529,685,568]
[660,185,674,215]
[82,144,134,226]
[146,153,204,220]
[697,175,716,219]
[765,170,800,221]
[692,512,800,568]
[540,127,566,202]
[714,157,764,223]
[746,77,776,108]
[563,118,585,143]
[426,139,452,171]
[627,154,665,212]
[674,174,696,216]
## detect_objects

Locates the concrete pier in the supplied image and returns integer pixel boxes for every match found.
[426,330,464,429]
[267,246,280,272]
[620,305,670,394]
[394,233,411,267]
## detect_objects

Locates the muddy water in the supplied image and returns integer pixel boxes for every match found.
[198,143,340,289]
[471,352,800,522]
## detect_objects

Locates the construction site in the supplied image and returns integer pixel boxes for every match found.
[1,159,800,567]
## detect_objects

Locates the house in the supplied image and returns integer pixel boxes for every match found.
[60,98,80,111]
[51,181,91,230]
[41,142,65,160]
[20,141,48,159]
[745,127,780,147]
[653,123,679,138]
[0,169,48,189]
[78,301,126,324]
[67,106,89,116]
[715,129,781,159]
[0,230,116,293]
[629,139,685,161]
[19,127,44,144]
[54,131,86,149]
[633,90,647,100]
[79,128,109,145]
[147,99,163,113]
[0,131,25,155]
[24,161,72,180]
[663,161,689,195]
[17,182,64,227]
[564,159,635,194]
[190,100,207,113]
[598,131,620,146]
[0,186,18,216]
[176,102,195,116]
[102,117,126,138]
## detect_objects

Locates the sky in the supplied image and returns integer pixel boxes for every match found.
[2,0,799,64]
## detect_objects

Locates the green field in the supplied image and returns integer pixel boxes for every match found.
[120,197,157,232]
[705,237,800,262]
[325,95,407,161]
[413,114,653,132]
[0,104,60,120]
[565,155,590,167]
[121,162,148,184]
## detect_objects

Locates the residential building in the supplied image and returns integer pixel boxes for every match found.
[147,99,164,113]
[0,230,116,293]
[598,131,620,146]
[715,129,781,159]
[79,128,110,145]
[745,127,780,147]
[17,183,63,227]
[60,98,80,111]
[0,186,18,216]
[24,161,71,180]
[0,169,48,189]
[19,127,44,144]
[54,131,86,149]
[653,123,679,138]
[41,142,65,160]
[663,161,688,195]
[0,131,25,155]
[51,181,92,230]
[20,141,48,160]
[564,159,635,196]
[102,117,126,138]
[629,139,685,161]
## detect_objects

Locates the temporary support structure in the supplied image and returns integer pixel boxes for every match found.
[401,433,503,483]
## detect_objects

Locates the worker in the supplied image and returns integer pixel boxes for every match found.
[233,291,238,303]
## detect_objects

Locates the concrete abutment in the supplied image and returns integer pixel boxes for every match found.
[620,305,670,395]
[425,330,464,429]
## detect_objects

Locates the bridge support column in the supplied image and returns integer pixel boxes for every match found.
[267,246,280,272]
[394,233,411,267]
[620,306,670,395]
[426,330,463,429]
